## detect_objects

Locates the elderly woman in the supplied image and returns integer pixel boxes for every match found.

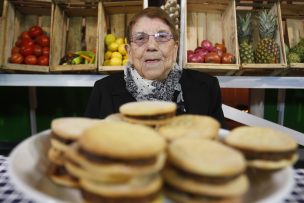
[85,7,225,126]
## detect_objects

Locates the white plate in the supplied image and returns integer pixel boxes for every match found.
[8,129,295,203]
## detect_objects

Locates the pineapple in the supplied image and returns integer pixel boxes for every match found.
[238,13,254,63]
[255,10,280,63]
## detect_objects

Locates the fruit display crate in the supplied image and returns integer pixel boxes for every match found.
[1,0,53,72]
[0,15,4,68]
[281,0,304,69]
[50,0,99,72]
[98,0,145,73]
[182,0,240,74]
[236,0,287,72]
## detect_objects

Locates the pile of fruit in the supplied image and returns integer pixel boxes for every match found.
[59,51,95,65]
[187,40,236,64]
[238,10,280,64]
[287,39,304,64]
[103,34,128,66]
[9,25,50,66]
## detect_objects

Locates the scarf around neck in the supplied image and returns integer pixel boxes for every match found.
[124,62,183,102]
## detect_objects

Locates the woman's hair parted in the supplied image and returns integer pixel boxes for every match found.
[126,7,179,44]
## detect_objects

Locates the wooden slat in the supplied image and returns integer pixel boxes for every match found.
[3,63,49,72]
[0,16,4,67]
[85,16,97,52]
[186,12,197,50]
[98,1,107,71]
[99,65,124,72]
[286,19,304,48]
[290,63,304,68]
[110,14,125,38]
[197,13,206,46]
[241,63,287,68]
[186,63,239,70]
[206,12,222,44]
[52,64,96,72]
[66,17,82,52]
[40,15,51,35]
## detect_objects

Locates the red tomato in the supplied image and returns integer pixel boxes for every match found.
[205,52,221,63]
[20,45,34,56]
[28,25,43,38]
[33,45,42,56]
[25,55,37,65]
[221,53,236,64]
[42,47,49,56]
[36,35,50,47]
[15,38,22,47]
[11,47,20,54]
[21,38,34,47]
[10,53,24,64]
[20,31,31,40]
[37,55,49,66]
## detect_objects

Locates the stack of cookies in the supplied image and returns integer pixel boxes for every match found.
[157,114,220,142]
[64,121,167,203]
[164,137,249,203]
[119,101,177,126]
[48,117,101,187]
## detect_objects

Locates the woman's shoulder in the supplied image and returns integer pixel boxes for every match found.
[181,69,218,84]
[94,72,125,87]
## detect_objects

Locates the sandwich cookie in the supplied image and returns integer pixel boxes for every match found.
[225,126,298,170]
[65,121,167,181]
[48,117,101,187]
[164,137,248,203]
[119,101,177,126]
[157,115,220,141]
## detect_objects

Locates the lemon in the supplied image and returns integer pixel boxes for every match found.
[110,57,122,66]
[118,44,127,55]
[122,59,129,65]
[103,60,111,66]
[105,34,116,46]
[124,37,128,44]
[116,38,124,45]
[111,52,122,59]
[108,42,119,52]
[104,51,112,60]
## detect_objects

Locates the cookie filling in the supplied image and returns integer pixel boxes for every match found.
[79,148,157,166]
[81,189,160,203]
[235,148,296,161]
[48,163,78,180]
[165,183,224,201]
[124,112,175,120]
[51,132,75,144]
[170,164,242,184]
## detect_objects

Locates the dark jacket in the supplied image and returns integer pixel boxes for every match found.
[85,69,225,127]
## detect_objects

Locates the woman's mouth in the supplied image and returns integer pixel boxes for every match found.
[145,59,161,64]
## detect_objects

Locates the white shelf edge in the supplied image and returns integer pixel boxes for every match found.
[1,74,304,89]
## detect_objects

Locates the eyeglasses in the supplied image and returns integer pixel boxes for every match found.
[130,31,174,46]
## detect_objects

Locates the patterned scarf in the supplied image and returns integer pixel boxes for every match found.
[124,62,183,103]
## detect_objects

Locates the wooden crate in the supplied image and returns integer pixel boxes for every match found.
[2,0,53,72]
[281,0,304,69]
[98,0,145,72]
[182,0,240,73]
[0,16,4,68]
[50,0,99,72]
[236,0,287,70]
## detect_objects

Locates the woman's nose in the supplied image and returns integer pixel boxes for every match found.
[146,35,158,50]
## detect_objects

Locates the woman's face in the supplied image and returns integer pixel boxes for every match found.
[126,17,178,81]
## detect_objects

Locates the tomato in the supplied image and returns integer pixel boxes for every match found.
[20,45,34,56]
[214,43,227,53]
[28,25,43,38]
[42,46,49,56]
[25,55,37,65]
[11,47,20,54]
[10,53,24,64]
[33,45,42,56]
[221,53,236,64]
[205,52,221,63]
[15,38,22,47]
[37,55,49,66]
[36,35,50,47]
[21,38,34,47]
[20,31,31,40]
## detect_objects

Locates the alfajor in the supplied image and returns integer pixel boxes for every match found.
[157,114,220,141]
[164,137,249,203]
[48,117,101,187]
[225,126,298,170]
[119,101,177,126]
[64,121,167,202]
